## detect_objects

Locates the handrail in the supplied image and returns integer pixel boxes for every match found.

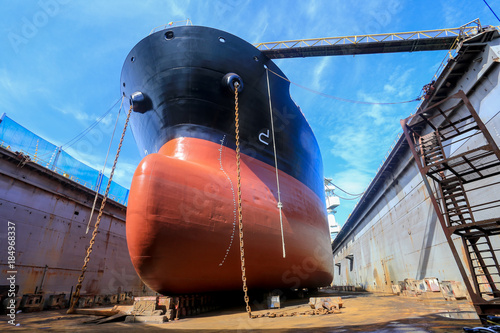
[1,146,128,205]
[253,19,482,51]
[149,19,193,35]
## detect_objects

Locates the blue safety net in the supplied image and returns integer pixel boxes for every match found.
[0,114,129,205]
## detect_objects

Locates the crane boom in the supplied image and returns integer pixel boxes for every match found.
[254,19,488,59]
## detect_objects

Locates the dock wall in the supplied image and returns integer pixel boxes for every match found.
[332,37,500,293]
[0,147,150,302]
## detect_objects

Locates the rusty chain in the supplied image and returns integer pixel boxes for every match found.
[63,88,342,318]
[251,307,340,318]
[233,83,342,320]
[67,105,133,314]
[234,83,253,318]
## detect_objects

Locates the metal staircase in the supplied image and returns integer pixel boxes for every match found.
[401,90,500,318]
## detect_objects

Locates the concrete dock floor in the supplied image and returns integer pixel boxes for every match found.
[0,291,484,332]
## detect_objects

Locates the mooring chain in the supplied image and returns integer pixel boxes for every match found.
[233,83,342,320]
[67,105,133,314]
[233,83,252,318]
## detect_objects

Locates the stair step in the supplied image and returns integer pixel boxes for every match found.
[449,220,473,225]
[447,211,469,217]
[442,184,461,190]
[446,202,468,207]
[445,201,467,207]
[424,150,443,156]
[451,216,473,221]
[472,256,495,260]
[422,143,441,149]
[442,184,462,191]
[423,149,442,155]
[446,203,468,210]
[421,137,438,143]
[425,155,444,161]
[444,193,466,200]
[448,204,470,209]
[448,211,472,217]
[472,264,499,269]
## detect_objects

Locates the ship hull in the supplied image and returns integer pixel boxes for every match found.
[127,137,332,294]
[122,26,333,294]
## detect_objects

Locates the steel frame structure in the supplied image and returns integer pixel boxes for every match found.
[401,90,500,318]
[255,19,483,59]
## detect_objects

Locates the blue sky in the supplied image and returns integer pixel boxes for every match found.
[1,0,498,226]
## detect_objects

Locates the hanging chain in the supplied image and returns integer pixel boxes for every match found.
[232,82,342,319]
[67,105,133,314]
[234,83,252,318]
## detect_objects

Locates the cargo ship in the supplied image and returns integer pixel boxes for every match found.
[121,26,333,294]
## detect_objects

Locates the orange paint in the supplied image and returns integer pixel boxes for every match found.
[127,137,333,294]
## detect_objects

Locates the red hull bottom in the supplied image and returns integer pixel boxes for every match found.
[126,137,333,294]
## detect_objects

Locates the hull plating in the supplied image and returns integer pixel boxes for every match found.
[121,26,333,294]
[127,138,333,294]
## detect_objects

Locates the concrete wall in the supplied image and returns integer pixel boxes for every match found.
[332,38,500,293]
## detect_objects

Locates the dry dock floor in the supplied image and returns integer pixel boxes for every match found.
[0,291,483,332]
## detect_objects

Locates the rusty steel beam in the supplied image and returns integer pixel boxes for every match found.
[401,90,500,319]
[401,115,479,301]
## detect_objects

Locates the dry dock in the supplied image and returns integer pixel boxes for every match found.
[0,290,482,332]
[3,24,500,330]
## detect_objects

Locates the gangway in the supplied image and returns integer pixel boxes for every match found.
[254,20,485,58]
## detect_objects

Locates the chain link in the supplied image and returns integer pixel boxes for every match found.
[234,83,253,318]
[67,105,133,314]
[232,83,342,320]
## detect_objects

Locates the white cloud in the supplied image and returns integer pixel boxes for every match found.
[65,1,190,26]
[112,161,137,188]
[441,3,464,28]
[357,66,416,102]
[246,7,270,43]
[383,84,396,94]
[387,67,416,99]
[325,168,374,226]
[169,1,190,18]
[329,125,380,172]
[311,57,331,91]
[63,144,136,189]
[329,169,372,196]
[52,104,91,122]
[50,102,117,128]
[0,68,50,101]
[0,70,17,94]
[305,0,320,19]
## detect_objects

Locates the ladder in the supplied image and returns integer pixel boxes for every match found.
[401,90,500,318]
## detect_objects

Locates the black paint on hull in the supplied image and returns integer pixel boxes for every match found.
[120,26,325,201]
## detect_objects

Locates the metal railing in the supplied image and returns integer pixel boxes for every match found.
[149,19,193,35]
[254,19,482,51]
[0,142,126,205]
